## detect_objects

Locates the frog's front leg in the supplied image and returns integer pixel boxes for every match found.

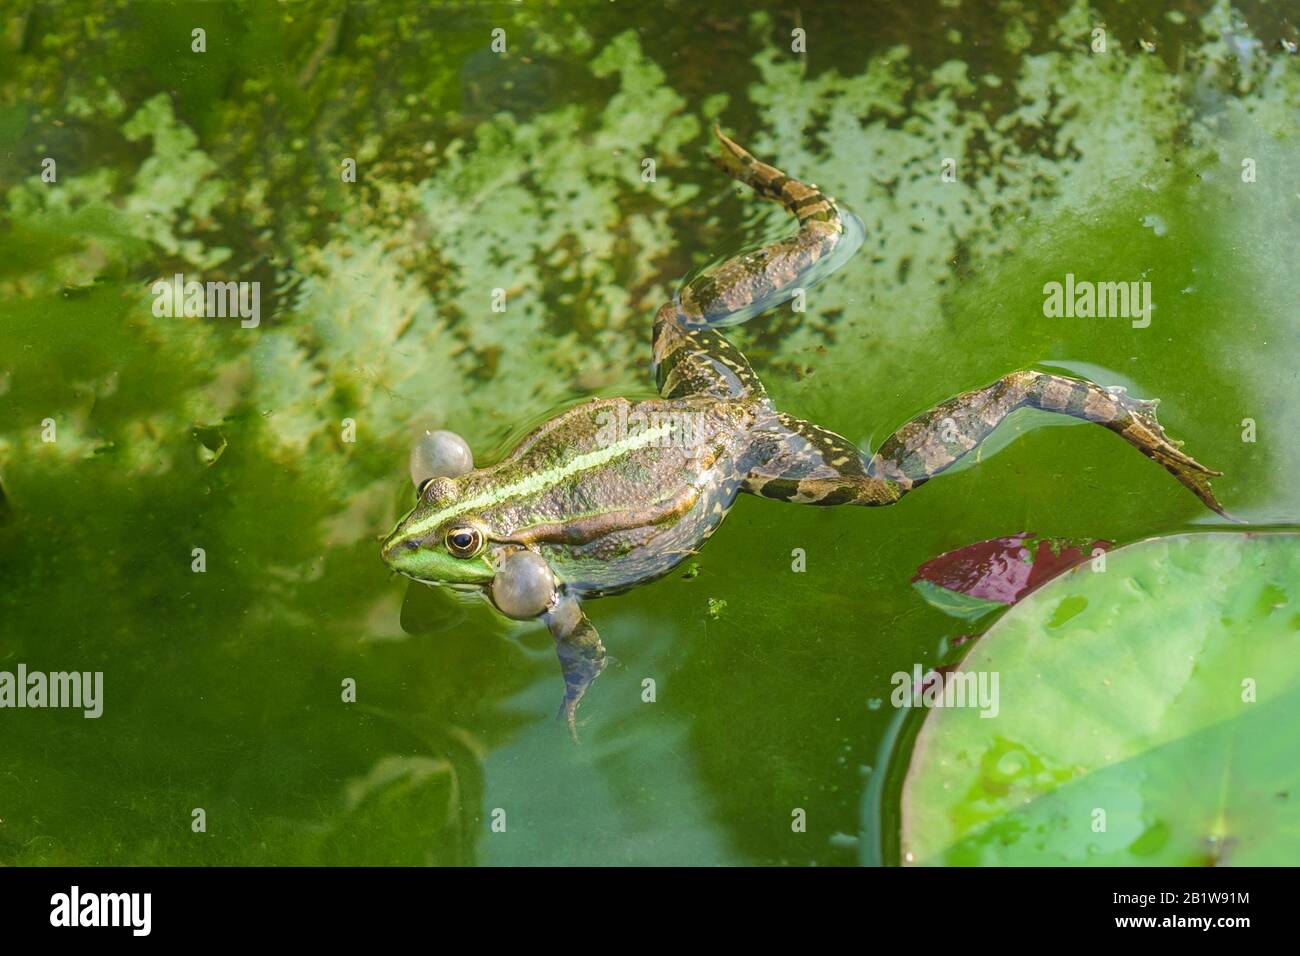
[491,548,607,739]
[542,594,607,740]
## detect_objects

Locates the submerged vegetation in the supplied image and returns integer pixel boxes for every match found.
[0,1,1296,864]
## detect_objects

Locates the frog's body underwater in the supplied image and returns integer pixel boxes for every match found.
[382,127,1225,735]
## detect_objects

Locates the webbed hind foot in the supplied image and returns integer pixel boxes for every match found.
[1100,386,1228,518]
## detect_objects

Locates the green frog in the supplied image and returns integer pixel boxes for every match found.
[381,128,1225,734]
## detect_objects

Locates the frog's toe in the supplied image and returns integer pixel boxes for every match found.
[1152,435,1223,476]
[557,697,583,743]
[1099,387,1228,512]
[1112,390,1222,476]
[1147,439,1228,513]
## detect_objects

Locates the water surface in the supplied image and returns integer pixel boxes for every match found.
[0,0,1297,865]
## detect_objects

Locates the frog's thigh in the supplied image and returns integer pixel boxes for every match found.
[652,304,766,400]
[743,413,904,506]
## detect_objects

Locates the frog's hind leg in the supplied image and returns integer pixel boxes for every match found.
[743,412,905,505]
[864,370,1225,516]
[652,127,862,401]
[676,127,858,328]
[653,306,768,400]
[743,371,1226,516]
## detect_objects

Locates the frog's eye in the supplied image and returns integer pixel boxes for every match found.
[445,526,484,558]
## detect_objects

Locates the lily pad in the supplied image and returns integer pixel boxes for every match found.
[912,532,1111,620]
[900,532,1300,866]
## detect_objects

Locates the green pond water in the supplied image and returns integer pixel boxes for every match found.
[0,0,1297,865]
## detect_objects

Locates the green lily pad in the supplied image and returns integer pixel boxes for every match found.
[900,532,1300,866]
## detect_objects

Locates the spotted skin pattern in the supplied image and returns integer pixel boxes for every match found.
[385,127,1226,735]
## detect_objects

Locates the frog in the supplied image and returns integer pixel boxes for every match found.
[381,127,1225,736]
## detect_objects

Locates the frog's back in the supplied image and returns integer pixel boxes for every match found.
[472,397,746,533]
[461,397,751,593]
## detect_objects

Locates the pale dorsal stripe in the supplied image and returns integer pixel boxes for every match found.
[406,421,676,537]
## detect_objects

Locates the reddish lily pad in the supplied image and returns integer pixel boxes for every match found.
[912,532,1111,620]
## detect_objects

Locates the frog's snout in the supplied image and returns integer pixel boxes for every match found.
[380,527,422,571]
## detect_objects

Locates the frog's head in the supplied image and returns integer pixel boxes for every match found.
[381,474,496,587]
[381,430,558,620]
[382,430,492,586]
